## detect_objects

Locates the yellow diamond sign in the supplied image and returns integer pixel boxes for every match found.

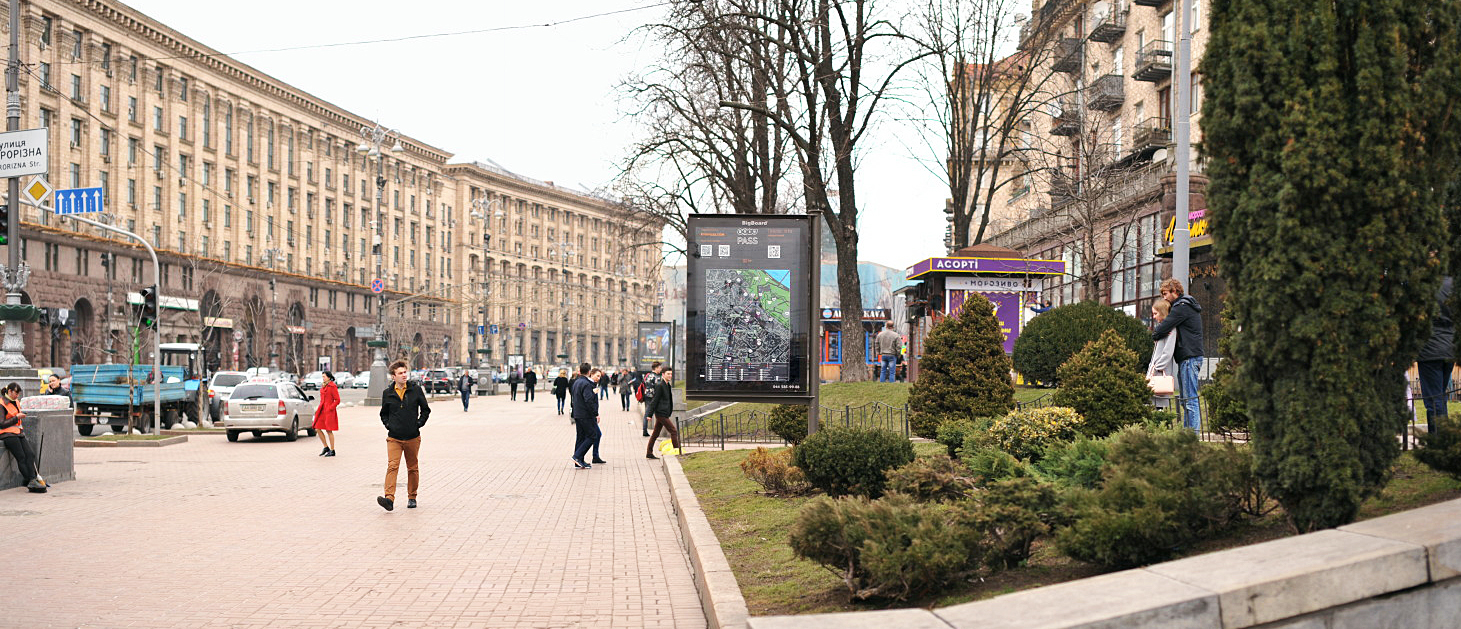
[21,176,52,207]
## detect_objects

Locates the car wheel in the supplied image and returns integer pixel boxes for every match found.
[285,417,299,441]
[226,430,239,442]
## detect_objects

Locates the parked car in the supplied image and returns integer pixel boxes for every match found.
[221,380,318,442]
[334,372,355,388]
[301,371,325,390]
[207,370,249,422]
[424,369,453,394]
[274,372,300,385]
[353,371,372,389]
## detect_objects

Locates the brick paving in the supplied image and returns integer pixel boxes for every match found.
[7,391,707,629]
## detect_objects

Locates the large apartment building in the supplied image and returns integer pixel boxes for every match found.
[978,0,1218,350]
[13,0,662,373]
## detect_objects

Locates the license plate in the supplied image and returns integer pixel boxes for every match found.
[242,404,266,412]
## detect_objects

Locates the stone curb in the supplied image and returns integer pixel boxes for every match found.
[75,435,189,448]
[161,429,225,436]
[664,453,750,629]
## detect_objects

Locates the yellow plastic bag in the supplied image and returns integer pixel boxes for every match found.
[658,439,681,456]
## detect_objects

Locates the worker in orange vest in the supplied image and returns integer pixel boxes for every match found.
[0,382,46,493]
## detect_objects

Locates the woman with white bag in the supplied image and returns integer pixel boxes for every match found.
[1147,299,1177,411]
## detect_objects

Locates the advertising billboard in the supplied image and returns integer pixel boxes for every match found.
[636,321,676,372]
[686,214,813,400]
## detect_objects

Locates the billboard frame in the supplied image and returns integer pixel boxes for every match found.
[635,321,676,373]
[685,213,818,405]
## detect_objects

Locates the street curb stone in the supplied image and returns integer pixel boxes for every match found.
[74,435,189,448]
[665,453,751,629]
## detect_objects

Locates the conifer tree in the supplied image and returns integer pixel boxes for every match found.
[1203,0,1461,531]
[908,292,1015,438]
[1052,329,1152,437]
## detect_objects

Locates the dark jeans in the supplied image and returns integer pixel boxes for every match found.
[509,383,518,400]
[556,394,566,414]
[1418,360,1453,432]
[621,391,631,411]
[647,415,680,456]
[1,434,37,482]
[572,417,600,462]
[525,386,535,402]
[460,390,470,411]
[599,385,609,399]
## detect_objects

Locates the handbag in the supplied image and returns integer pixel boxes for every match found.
[1146,374,1175,396]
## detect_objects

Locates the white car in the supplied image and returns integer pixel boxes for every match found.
[301,371,325,390]
[334,372,355,388]
[222,380,319,442]
[353,371,372,389]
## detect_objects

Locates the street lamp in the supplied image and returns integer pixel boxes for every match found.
[471,195,504,370]
[263,247,285,369]
[358,121,405,405]
[550,241,577,364]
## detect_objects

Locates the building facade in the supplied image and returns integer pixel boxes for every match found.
[12,0,662,374]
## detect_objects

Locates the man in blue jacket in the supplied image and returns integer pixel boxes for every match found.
[570,363,601,469]
[1151,279,1204,431]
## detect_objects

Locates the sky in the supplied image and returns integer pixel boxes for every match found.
[122,0,951,273]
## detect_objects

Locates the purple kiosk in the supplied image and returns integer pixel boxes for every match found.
[901,244,1064,383]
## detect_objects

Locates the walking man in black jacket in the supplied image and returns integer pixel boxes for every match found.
[1418,277,1454,432]
[523,368,538,402]
[570,363,600,469]
[378,360,431,511]
[1151,279,1205,432]
[645,368,680,459]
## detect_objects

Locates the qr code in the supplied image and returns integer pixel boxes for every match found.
[700,244,712,257]
[718,245,731,257]
[768,245,781,259]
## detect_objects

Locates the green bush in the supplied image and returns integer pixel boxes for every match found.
[1150,409,1180,430]
[789,494,979,601]
[768,404,809,445]
[1201,360,1250,436]
[885,454,976,503]
[793,427,915,498]
[1012,301,1154,385]
[1031,435,1110,490]
[987,406,1084,462]
[961,445,1031,487]
[936,417,989,457]
[1052,329,1153,437]
[907,292,1015,438]
[960,477,1065,570]
[739,446,810,495]
[1417,423,1461,481]
[1056,426,1248,569]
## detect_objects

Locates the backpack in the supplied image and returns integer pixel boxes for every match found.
[635,382,646,402]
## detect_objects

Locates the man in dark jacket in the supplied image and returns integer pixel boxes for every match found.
[645,368,680,459]
[378,360,431,511]
[457,371,475,412]
[1418,277,1454,432]
[523,368,537,402]
[1151,279,1205,431]
[570,363,600,468]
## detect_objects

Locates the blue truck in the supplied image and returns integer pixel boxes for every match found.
[71,364,190,435]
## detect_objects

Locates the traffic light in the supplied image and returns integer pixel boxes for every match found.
[139,284,160,330]
[0,204,8,246]
[483,232,491,247]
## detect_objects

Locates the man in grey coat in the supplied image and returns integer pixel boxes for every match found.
[1418,277,1454,433]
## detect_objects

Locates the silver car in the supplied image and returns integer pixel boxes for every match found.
[208,371,249,422]
[222,380,318,442]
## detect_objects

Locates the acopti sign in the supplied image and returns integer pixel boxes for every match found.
[0,129,48,178]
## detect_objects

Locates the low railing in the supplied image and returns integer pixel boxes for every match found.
[677,402,910,450]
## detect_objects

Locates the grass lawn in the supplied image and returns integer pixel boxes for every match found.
[681,446,1461,616]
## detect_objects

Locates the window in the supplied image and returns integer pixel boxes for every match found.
[1191,74,1202,115]
[1191,0,1201,33]
[100,42,111,70]
[202,101,211,147]
[99,128,111,156]
[128,96,137,122]
[179,115,187,139]
[225,168,235,194]
[179,77,188,101]
[68,162,80,188]
[129,56,137,82]
[1113,45,1124,75]
[155,66,165,94]
[202,162,212,186]
[178,192,187,220]
[154,106,164,131]
[70,74,81,100]
[70,29,82,59]
[152,186,161,210]
[202,199,210,223]
[39,108,51,129]
[178,154,189,179]
[99,84,111,111]
[224,205,232,228]
[69,118,82,146]
[126,178,135,206]
[37,62,49,88]
[224,105,233,154]
[39,16,52,47]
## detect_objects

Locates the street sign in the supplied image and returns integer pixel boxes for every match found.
[476,325,485,335]
[370,278,384,293]
[0,128,48,178]
[354,326,376,339]
[54,187,104,215]
[20,176,52,207]
[490,324,499,335]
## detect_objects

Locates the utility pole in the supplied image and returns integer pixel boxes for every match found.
[0,0,31,371]
[1172,0,1193,288]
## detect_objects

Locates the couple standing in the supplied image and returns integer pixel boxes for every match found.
[1148,279,1205,431]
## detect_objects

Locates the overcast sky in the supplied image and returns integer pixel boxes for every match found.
[123,0,950,273]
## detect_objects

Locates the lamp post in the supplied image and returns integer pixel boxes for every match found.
[358,121,404,405]
[471,195,504,368]
[263,247,284,369]
[550,241,576,364]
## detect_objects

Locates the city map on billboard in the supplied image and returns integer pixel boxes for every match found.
[686,214,812,400]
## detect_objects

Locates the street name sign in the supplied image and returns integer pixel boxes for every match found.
[0,128,48,178]
[54,187,104,215]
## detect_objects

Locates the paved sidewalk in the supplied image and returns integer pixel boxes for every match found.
[9,392,706,628]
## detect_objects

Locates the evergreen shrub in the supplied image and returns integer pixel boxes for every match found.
[1052,329,1153,437]
[1417,424,1461,481]
[885,454,976,503]
[1031,435,1110,490]
[961,445,1031,487]
[1056,426,1246,569]
[1012,301,1153,385]
[1202,311,1249,436]
[987,406,1084,462]
[789,494,978,601]
[792,427,914,498]
[739,447,810,495]
[907,292,1015,439]
[961,477,1065,570]
[936,417,990,457]
[768,404,809,445]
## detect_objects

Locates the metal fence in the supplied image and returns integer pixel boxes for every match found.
[677,402,910,450]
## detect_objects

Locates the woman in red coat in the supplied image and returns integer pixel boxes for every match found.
[313,371,341,457]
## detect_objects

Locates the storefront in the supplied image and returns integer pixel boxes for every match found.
[819,308,891,381]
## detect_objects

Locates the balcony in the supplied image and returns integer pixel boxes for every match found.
[1086,74,1124,111]
[1131,117,1173,153]
[1052,38,1082,74]
[1050,104,1081,136]
[1049,173,1078,209]
[1087,4,1127,43]
[1132,0,1168,6]
[1134,40,1173,82]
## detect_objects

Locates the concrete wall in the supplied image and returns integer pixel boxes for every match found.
[747,498,1461,629]
[0,409,75,489]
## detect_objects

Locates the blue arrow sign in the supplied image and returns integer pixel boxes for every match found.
[476,325,485,335]
[53,187,104,215]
